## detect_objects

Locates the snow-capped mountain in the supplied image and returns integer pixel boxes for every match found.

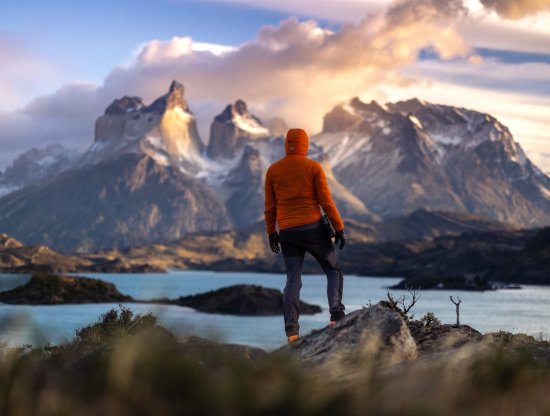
[0,144,80,197]
[0,82,231,252]
[204,101,376,228]
[79,80,204,175]
[0,81,548,252]
[207,100,270,159]
[313,97,550,226]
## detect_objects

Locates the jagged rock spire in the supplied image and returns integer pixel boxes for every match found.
[144,80,189,114]
[207,99,269,159]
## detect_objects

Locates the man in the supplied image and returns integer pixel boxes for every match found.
[264,128,346,343]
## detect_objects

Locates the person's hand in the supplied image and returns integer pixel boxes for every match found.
[269,232,280,253]
[334,230,346,250]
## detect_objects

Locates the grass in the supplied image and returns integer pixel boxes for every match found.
[0,306,549,415]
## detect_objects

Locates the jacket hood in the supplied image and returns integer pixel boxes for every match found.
[285,128,309,156]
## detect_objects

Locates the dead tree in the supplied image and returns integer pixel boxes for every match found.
[450,296,462,326]
[385,288,421,322]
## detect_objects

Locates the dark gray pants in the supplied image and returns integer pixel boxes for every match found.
[279,221,345,336]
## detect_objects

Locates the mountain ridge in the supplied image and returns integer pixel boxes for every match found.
[313,97,550,226]
[0,81,548,252]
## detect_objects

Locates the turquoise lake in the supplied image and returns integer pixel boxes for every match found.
[1,271,549,350]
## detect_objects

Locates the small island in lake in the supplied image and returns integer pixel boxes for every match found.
[163,284,322,316]
[0,273,132,304]
[0,274,323,316]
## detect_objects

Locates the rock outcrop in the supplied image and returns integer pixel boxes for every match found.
[280,305,417,375]
[408,323,483,355]
[171,284,322,316]
[0,273,132,304]
[207,99,270,159]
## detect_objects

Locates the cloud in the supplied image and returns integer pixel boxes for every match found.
[183,0,389,22]
[0,0,471,170]
[0,32,60,112]
[104,0,470,123]
[479,0,550,19]
[190,0,550,56]
[459,17,550,55]
[405,58,550,96]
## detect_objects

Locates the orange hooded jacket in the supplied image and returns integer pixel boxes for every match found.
[264,128,344,235]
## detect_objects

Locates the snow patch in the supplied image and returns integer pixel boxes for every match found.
[233,113,269,136]
[151,153,170,166]
[87,140,109,154]
[431,134,462,146]
[382,127,391,135]
[146,134,167,151]
[37,155,58,167]
[538,183,550,200]
[409,115,423,129]
[317,133,373,168]
[0,185,21,198]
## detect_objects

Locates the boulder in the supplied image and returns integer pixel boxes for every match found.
[279,305,417,374]
[172,284,322,316]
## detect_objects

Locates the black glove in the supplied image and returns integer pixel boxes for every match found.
[334,230,346,250]
[269,232,280,254]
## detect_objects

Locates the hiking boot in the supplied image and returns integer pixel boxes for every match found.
[329,310,345,326]
[287,334,299,343]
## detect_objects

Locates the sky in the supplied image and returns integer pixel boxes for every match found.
[1,0,549,173]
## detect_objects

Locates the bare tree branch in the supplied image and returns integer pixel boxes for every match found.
[385,288,421,322]
[450,296,463,326]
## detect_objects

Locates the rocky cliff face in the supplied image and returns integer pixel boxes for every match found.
[81,81,204,174]
[207,100,270,159]
[314,98,550,226]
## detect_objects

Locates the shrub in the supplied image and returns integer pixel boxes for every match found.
[74,305,157,346]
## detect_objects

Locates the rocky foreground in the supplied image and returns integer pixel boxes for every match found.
[1,304,548,415]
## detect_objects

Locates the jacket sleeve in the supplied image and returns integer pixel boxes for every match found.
[264,168,277,234]
[314,163,344,231]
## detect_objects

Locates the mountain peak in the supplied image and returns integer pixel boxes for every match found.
[143,80,189,114]
[105,96,145,116]
[207,100,270,159]
[349,97,388,114]
[391,98,428,114]
[169,80,184,94]
[216,100,251,122]
[233,99,248,115]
